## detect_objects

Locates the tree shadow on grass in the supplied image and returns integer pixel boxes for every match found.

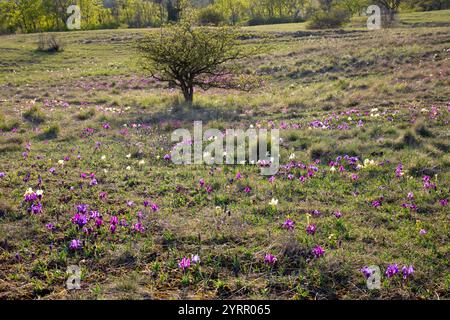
[134,101,243,125]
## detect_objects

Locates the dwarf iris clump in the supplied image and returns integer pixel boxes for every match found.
[306,224,317,235]
[69,239,82,251]
[179,257,191,271]
[385,264,399,278]
[282,219,295,230]
[312,246,325,258]
[360,266,374,278]
[264,254,277,265]
[402,265,414,280]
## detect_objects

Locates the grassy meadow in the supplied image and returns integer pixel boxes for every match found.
[0,10,449,300]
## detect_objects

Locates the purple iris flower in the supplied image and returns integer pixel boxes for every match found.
[385,264,399,278]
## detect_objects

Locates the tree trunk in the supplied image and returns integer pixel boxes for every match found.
[182,87,194,106]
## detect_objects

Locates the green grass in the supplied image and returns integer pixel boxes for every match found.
[0,10,449,300]
[243,21,309,32]
[400,9,450,26]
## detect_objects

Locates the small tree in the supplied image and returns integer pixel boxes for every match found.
[137,21,254,105]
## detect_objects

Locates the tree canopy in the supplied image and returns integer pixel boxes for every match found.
[1,0,448,34]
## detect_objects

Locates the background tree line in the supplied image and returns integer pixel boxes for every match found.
[0,0,449,34]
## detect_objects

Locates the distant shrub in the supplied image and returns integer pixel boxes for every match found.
[23,106,46,124]
[433,141,449,153]
[307,8,351,29]
[97,21,122,30]
[309,141,359,162]
[309,142,336,160]
[414,120,434,138]
[0,118,20,131]
[408,153,438,177]
[286,131,301,142]
[413,1,450,11]
[198,7,225,26]
[38,124,60,140]
[5,136,24,145]
[395,130,421,149]
[37,34,63,53]
[0,136,22,153]
[0,199,15,219]
[0,112,7,131]
[247,16,304,26]
[76,108,96,120]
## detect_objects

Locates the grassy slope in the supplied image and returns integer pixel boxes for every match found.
[245,9,450,31]
[0,10,449,299]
